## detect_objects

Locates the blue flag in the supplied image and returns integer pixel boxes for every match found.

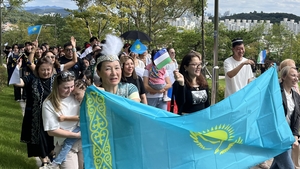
[80,66,294,169]
[130,39,147,54]
[27,25,42,35]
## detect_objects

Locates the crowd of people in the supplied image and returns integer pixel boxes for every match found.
[4,34,300,169]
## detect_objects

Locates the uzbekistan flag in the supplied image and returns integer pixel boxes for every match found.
[257,50,267,64]
[153,48,172,69]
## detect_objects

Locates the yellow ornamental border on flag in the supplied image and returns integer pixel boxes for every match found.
[87,91,112,169]
[190,124,243,155]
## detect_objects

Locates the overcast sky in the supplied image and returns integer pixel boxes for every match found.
[207,0,300,16]
[24,0,300,16]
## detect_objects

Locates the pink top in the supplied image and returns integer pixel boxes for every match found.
[145,63,166,85]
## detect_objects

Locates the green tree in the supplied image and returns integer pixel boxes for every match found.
[71,0,197,48]
[264,23,292,62]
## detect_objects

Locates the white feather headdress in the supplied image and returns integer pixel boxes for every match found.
[97,34,124,64]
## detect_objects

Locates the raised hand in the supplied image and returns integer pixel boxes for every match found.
[70,36,76,48]
[174,70,184,86]
[32,40,38,49]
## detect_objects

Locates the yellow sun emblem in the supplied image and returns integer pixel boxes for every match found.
[135,44,141,50]
[190,124,243,155]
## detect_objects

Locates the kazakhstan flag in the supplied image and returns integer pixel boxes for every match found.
[80,66,294,169]
[129,39,147,54]
[27,25,42,35]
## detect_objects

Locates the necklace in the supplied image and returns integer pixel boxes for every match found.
[192,86,200,91]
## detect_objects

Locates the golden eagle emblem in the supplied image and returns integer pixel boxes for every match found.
[190,124,243,155]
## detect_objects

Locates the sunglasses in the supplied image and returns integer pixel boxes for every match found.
[59,71,75,79]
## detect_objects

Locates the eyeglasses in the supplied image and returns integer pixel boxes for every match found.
[59,71,75,79]
[189,63,202,68]
[65,48,73,52]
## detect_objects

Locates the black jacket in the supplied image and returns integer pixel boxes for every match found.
[280,83,300,136]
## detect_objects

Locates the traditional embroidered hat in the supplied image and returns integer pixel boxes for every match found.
[231,38,243,47]
[97,34,124,64]
[231,38,243,44]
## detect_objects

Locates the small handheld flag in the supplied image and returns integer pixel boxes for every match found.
[130,39,147,54]
[153,48,172,69]
[27,25,42,35]
[257,50,267,64]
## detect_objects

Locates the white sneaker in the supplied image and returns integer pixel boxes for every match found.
[163,96,171,102]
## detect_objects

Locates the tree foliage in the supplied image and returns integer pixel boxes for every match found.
[218,11,300,24]
[4,0,300,69]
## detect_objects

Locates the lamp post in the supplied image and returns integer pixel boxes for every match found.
[0,0,3,65]
[211,0,219,105]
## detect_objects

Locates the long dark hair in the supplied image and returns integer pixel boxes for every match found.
[151,49,159,66]
[179,50,208,88]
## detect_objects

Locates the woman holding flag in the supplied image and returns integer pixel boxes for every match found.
[143,49,172,110]
[27,37,78,75]
[269,66,300,169]
[95,34,140,102]
[172,50,210,115]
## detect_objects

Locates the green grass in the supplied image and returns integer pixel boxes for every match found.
[0,66,37,169]
[207,78,226,102]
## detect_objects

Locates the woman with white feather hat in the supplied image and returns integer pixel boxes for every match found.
[95,34,141,102]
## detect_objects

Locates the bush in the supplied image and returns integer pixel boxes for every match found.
[207,79,225,103]
[0,66,7,91]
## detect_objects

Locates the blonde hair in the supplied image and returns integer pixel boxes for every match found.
[46,71,75,112]
[280,66,295,82]
[279,59,295,71]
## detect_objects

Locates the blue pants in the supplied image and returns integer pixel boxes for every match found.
[53,126,80,164]
[270,149,294,169]
[147,97,167,110]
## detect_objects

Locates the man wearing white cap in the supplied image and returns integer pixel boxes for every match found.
[224,38,255,98]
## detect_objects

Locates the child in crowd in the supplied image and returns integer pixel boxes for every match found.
[145,50,171,102]
[43,79,88,169]
[82,57,90,69]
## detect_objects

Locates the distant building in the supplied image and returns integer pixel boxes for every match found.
[168,16,300,34]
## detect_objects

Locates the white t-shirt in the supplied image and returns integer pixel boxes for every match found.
[136,60,145,69]
[165,60,178,72]
[165,60,178,84]
[42,95,80,146]
[224,56,253,98]
[80,46,92,58]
